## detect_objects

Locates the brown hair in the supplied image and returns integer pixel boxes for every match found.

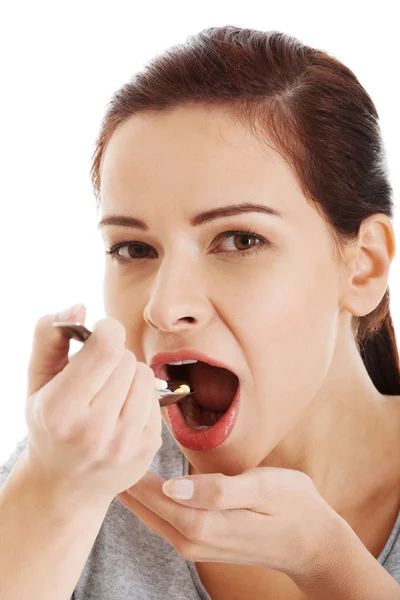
[90,25,400,395]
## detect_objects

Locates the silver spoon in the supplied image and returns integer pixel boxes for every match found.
[52,321,196,408]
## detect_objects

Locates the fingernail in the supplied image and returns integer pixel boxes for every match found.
[163,479,194,499]
[155,378,168,390]
[56,303,84,321]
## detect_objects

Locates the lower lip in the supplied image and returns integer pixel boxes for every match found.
[166,386,240,451]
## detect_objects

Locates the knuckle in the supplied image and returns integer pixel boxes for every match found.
[41,406,58,434]
[298,472,317,497]
[35,313,48,329]
[182,512,210,544]
[33,384,95,445]
[79,424,105,459]
[90,341,115,364]
[34,313,53,336]
[109,432,129,464]
[40,395,66,436]
[290,470,315,497]
[102,317,126,344]
[91,330,123,363]
[300,471,314,487]
[41,398,81,441]
[209,474,226,508]
[175,539,197,561]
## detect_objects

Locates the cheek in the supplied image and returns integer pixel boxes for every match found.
[243,257,339,411]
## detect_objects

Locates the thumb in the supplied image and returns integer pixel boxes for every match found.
[26,303,87,400]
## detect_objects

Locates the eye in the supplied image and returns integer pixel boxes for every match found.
[105,242,156,263]
[105,230,271,265]
[216,231,269,254]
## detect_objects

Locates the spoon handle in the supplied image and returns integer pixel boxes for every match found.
[52,321,195,407]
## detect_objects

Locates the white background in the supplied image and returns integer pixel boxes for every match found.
[0,1,398,462]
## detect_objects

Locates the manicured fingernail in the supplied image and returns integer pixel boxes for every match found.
[163,479,194,499]
[56,303,84,321]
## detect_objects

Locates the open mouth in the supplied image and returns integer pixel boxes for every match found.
[166,361,239,429]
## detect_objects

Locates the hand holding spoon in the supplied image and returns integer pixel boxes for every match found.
[52,322,196,408]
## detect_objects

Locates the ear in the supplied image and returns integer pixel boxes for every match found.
[339,213,396,317]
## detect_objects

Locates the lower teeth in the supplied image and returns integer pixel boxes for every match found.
[184,414,218,429]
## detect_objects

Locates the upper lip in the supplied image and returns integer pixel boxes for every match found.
[149,349,240,381]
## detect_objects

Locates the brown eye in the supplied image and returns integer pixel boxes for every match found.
[218,232,261,252]
[122,243,152,259]
[235,233,257,250]
[105,242,155,264]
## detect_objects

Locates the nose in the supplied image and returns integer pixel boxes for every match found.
[143,258,212,333]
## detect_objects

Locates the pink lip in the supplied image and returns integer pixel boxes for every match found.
[149,349,240,381]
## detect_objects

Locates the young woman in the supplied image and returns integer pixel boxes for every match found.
[1,26,399,600]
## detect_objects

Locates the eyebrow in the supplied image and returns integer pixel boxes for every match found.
[97,202,283,231]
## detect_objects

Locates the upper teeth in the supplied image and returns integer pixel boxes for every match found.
[167,360,198,365]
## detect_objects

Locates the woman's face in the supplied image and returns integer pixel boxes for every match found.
[98,106,343,475]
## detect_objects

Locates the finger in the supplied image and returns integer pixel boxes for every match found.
[26,304,87,399]
[118,488,224,563]
[119,473,185,540]
[162,467,311,512]
[141,385,163,442]
[110,363,162,457]
[121,473,207,553]
[45,317,126,408]
[125,473,227,556]
[118,361,157,427]
[117,488,199,553]
[89,349,137,424]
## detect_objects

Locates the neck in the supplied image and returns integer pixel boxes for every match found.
[262,336,399,515]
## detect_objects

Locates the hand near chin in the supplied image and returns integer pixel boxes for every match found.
[116,466,348,582]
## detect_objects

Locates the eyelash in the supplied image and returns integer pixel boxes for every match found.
[105,230,271,265]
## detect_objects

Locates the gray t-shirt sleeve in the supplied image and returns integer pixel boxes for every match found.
[0,434,29,490]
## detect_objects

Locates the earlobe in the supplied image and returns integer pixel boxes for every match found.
[339,214,395,318]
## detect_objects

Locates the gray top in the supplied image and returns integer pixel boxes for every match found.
[1,420,400,598]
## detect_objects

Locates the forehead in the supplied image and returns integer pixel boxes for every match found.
[99,105,305,218]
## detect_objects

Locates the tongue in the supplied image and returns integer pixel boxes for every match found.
[188,362,238,412]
